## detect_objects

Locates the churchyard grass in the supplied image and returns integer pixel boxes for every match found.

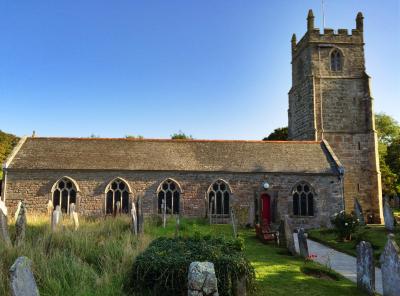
[0,215,367,296]
[308,225,400,262]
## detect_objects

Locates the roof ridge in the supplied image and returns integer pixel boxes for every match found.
[28,137,321,144]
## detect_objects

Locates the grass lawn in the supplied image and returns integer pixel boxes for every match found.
[308,225,400,263]
[0,215,367,295]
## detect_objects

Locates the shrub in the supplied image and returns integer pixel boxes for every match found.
[127,236,255,296]
[330,211,359,241]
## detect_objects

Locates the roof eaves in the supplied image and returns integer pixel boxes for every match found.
[3,136,28,170]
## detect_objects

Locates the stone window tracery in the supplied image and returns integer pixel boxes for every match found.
[331,49,342,71]
[157,179,180,214]
[208,180,230,217]
[292,182,314,216]
[52,177,77,214]
[105,179,130,214]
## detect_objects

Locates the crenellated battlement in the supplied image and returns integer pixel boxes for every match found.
[292,10,364,58]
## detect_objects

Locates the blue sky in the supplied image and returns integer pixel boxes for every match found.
[1,0,399,139]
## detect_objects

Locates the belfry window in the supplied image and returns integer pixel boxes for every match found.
[52,177,77,214]
[208,180,231,217]
[292,182,314,216]
[105,179,130,214]
[157,179,180,214]
[330,49,342,71]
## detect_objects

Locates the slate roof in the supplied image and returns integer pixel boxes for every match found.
[6,137,340,174]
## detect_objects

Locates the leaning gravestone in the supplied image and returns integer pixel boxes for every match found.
[130,202,137,236]
[162,198,166,228]
[51,206,62,232]
[284,215,296,255]
[356,241,375,295]
[69,203,76,218]
[383,200,396,232]
[0,200,12,247]
[297,228,309,258]
[14,201,22,222]
[188,262,219,296]
[15,202,27,247]
[354,198,366,226]
[232,275,246,296]
[380,234,400,296]
[9,256,39,296]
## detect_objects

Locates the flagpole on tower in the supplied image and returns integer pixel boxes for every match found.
[321,0,326,29]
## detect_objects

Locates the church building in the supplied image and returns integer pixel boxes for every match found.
[1,10,382,227]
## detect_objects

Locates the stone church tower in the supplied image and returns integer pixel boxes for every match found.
[288,10,383,221]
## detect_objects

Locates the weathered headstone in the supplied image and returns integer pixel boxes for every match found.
[188,261,219,296]
[356,241,375,295]
[51,205,62,231]
[69,203,76,218]
[297,228,309,258]
[232,275,246,296]
[0,200,12,247]
[131,202,137,236]
[9,256,39,296]
[162,198,166,228]
[72,212,79,231]
[394,195,400,209]
[15,202,26,247]
[354,198,365,226]
[277,219,286,247]
[115,201,121,217]
[137,196,144,234]
[383,199,396,232]
[209,196,215,225]
[175,215,180,237]
[230,207,237,238]
[380,234,400,296]
[14,201,22,222]
[47,200,53,217]
[248,203,255,226]
[284,215,296,255]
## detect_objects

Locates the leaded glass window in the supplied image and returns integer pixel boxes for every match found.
[52,177,77,214]
[208,180,230,217]
[331,49,342,71]
[292,182,314,216]
[157,179,180,214]
[105,179,130,214]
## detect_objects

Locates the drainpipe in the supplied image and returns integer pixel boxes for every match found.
[338,167,345,211]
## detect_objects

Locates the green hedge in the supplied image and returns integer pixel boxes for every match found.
[127,235,255,296]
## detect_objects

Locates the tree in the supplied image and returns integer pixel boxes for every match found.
[263,127,288,141]
[0,130,19,180]
[171,131,193,140]
[375,113,400,196]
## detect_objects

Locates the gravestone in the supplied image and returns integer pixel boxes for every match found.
[14,201,22,222]
[137,196,144,234]
[277,219,286,247]
[394,195,400,209]
[209,196,215,225]
[175,215,180,237]
[15,202,26,247]
[284,215,296,255]
[248,203,255,226]
[232,275,246,296]
[69,203,76,218]
[9,256,39,296]
[115,201,121,217]
[51,206,62,231]
[354,198,365,226]
[188,261,219,296]
[0,200,12,247]
[162,198,166,228]
[72,212,79,231]
[383,200,396,232]
[297,228,309,258]
[380,234,400,296]
[47,200,53,217]
[230,207,237,238]
[131,202,137,236]
[356,241,375,295]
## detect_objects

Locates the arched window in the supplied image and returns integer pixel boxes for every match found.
[157,179,180,214]
[330,49,342,71]
[292,182,314,216]
[105,178,130,215]
[52,177,78,214]
[208,180,231,217]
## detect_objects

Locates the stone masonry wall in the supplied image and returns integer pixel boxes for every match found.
[4,170,342,228]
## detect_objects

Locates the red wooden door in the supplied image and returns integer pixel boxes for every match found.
[261,194,271,227]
